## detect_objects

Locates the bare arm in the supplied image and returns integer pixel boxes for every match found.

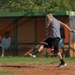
[60,22,75,32]
[46,14,52,28]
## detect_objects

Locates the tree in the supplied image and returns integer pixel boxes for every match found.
[0,0,75,12]
[0,0,34,12]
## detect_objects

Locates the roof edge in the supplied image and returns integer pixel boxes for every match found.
[0,11,75,17]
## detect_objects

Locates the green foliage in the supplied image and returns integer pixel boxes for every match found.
[0,0,75,12]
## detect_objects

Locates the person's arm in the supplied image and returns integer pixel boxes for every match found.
[60,22,75,32]
[2,38,5,44]
[46,14,52,28]
[9,37,11,46]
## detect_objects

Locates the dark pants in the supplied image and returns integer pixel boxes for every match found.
[41,37,60,53]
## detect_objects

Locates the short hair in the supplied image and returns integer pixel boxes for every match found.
[5,31,9,34]
[46,11,52,14]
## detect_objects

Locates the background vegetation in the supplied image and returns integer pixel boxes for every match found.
[0,0,75,12]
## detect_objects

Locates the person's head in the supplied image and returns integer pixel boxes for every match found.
[46,12,53,19]
[5,31,10,38]
[47,12,51,14]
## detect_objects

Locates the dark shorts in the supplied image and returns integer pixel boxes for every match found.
[41,37,60,53]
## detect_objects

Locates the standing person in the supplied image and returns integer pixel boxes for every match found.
[29,12,75,67]
[0,31,11,57]
[59,26,65,58]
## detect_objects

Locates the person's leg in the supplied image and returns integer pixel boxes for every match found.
[53,38,67,67]
[57,52,67,67]
[33,45,44,55]
[32,45,40,55]
[29,45,44,58]
[59,39,65,58]
[62,47,65,58]
[2,47,5,57]
[57,52,65,63]
[33,37,52,56]
[0,44,5,57]
[29,37,50,58]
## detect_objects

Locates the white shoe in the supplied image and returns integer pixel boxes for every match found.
[2,54,4,57]
[29,53,36,58]
[58,63,67,67]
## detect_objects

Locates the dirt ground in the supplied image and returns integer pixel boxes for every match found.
[0,63,75,75]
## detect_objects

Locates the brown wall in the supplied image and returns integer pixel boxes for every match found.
[0,19,14,41]
[0,16,70,57]
[18,18,35,43]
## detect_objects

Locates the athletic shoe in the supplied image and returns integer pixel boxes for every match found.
[58,63,67,67]
[29,53,36,58]
[2,54,4,57]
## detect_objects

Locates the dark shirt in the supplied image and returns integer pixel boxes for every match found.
[60,26,65,39]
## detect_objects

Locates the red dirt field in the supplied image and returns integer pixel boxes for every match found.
[0,63,75,75]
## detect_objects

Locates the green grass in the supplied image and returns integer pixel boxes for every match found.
[0,70,25,75]
[0,56,75,65]
[0,71,14,75]
[0,56,75,75]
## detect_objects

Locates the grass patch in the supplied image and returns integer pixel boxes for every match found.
[65,57,75,63]
[0,71,14,75]
[0,70,25,75]
[0,56,75,65]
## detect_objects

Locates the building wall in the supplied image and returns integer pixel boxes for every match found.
[0,19,14,56]
[0,16,70,57]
